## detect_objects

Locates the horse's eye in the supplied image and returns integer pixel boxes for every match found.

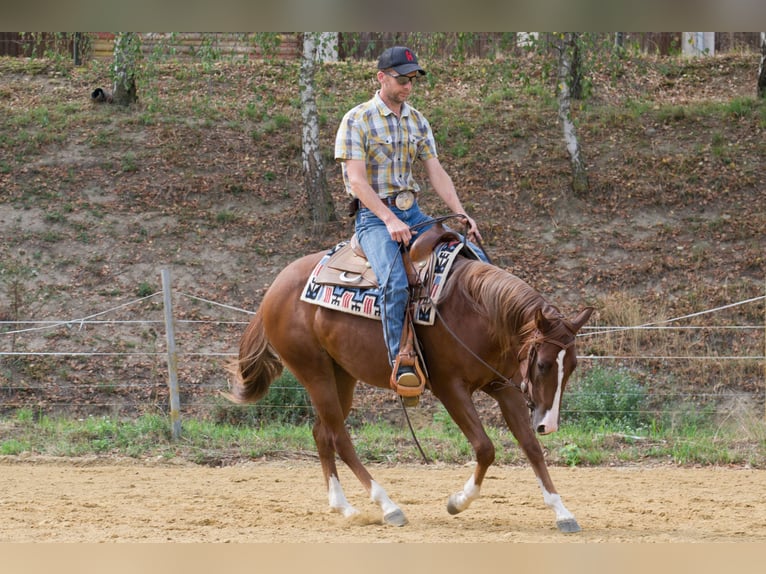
[536,360,550,374]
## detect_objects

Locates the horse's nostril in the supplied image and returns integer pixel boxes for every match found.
[537,424,546,434]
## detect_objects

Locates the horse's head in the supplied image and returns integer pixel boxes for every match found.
[521,306,593,435]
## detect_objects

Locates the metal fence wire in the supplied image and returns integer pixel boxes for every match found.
[1,269,764,430]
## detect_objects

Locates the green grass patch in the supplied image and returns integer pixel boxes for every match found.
[2,395,762,468]
[564,365,650,431]
[212,370,313,427]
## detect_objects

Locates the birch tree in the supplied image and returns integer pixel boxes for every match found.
[300,32,337,226]
[556,32,588,196]
[758,32,766,98]
[614,32,625,51]
[112,32,139,106]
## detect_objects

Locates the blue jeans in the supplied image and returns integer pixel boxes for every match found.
[355,204,489,366]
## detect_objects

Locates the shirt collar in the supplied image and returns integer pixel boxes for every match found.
[374,91,410,118]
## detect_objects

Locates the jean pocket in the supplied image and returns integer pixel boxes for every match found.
[356,209,373,228]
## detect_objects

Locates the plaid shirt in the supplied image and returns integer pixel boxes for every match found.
[334,91,438,198]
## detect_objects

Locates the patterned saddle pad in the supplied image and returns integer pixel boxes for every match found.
[299,239,465,325]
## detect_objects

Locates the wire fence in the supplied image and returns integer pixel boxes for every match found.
[1,269,764,428]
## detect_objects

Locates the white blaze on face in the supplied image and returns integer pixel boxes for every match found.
[537,349,566,434]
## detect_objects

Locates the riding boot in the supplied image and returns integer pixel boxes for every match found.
[390,308,427,406]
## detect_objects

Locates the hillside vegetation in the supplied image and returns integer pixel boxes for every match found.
[0,52,763,428]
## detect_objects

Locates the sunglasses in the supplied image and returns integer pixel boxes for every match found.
[384,71,417,85]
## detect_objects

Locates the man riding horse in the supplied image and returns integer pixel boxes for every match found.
[334,46,490,401]
[227,46,594,531]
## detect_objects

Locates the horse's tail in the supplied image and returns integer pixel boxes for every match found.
[224,311,283,404]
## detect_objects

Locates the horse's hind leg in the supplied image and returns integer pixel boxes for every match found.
[313,415,358,518]
[300,365,408,526]
[484,384,580,533]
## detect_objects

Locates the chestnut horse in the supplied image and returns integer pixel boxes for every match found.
[227,246,593,532]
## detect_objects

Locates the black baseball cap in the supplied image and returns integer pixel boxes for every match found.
[377,46,426,76]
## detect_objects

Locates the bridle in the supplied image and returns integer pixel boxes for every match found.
[402,215,573,410]
[433,309,575,412]
[520,328,576,405]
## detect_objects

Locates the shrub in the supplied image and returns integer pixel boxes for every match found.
[214,370,313,426]
[136,282,155,297]
[564,366,649,431]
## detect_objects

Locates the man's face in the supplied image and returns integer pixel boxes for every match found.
[378,70,417,106]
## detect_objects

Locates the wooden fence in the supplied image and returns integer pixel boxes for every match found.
[94,33,301,60]
[1,32,763,61]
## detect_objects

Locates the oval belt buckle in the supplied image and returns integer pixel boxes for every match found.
[395,190,415,210]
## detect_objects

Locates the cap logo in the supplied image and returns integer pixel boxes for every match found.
[405,50,414,62]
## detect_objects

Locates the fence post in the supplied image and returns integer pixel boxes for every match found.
[161,268,182,440]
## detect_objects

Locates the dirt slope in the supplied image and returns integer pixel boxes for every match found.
[0,53,763,417]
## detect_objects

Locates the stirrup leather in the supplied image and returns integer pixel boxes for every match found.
[389,308,428,398]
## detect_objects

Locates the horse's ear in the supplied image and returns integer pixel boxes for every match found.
[535,307,552,332]
[570,307,594,332]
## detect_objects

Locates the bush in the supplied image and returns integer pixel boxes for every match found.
[213,370,313,426]
[564,366,649,431]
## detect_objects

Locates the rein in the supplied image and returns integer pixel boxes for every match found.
[431,304,534,410]
[430,292,575,413]
[400,216,533,408]
[407,213,493,266]
[395,213,493,464]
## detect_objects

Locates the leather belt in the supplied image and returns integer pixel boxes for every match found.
[383,190,417,210]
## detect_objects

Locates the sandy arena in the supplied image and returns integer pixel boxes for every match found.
[0,457,764,543]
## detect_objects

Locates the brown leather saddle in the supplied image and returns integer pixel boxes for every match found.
[313,234,378,289]
[313,223,462,290]
[312,223,464,402]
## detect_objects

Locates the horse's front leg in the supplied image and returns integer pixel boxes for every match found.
[447,472,483,515]
[436,384,495,515]
[536,477,579,533]
[484,384,580,533]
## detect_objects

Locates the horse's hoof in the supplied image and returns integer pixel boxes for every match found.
[446,496,461,515]
[384,509,408,527]
[556,518,581,533]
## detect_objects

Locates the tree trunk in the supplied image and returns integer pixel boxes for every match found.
[570,35,584,100]
[758,32,766,98]
[556,33,589,196]
[300,33,337,227]
[112,32,139,106]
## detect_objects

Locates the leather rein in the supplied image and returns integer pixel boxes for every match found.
[403,215,574,409]
[433,311,573,412]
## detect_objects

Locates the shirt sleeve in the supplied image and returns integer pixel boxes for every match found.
[416,114,438,161]
[334,112,366,162]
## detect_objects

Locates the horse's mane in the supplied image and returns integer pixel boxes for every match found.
[444,259,561,356]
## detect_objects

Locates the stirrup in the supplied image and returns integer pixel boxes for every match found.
[390,360,426,399]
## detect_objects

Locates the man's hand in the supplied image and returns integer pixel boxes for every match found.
[462,214,483,243]
[386,215,415,244]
